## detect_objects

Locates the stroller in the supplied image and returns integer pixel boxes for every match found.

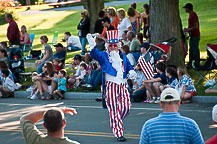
[8,47,25,82]
[195,44,217,85]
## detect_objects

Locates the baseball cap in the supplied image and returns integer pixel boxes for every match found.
[54,43,63,48]
[73,54,82,61]
[140,42,150,49]
[183,3,193,10]
[160,88,180,102]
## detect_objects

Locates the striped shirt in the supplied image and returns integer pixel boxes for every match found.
[139,112,204,144]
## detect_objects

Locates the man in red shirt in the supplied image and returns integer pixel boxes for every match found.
[183,3,200,69]
[5,13,20,45]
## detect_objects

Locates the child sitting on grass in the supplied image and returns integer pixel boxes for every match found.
[0,69,15,98]
[53,69,67,100]
[160,67,178,91]
[176,66,196,104]
[75,63,87,87]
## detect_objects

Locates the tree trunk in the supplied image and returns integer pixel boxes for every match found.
[149,0,184,66]
[81,0,104,33]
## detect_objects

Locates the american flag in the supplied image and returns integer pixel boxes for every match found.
[138,53,154,80]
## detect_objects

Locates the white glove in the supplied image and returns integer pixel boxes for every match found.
[86,33,96,51]
[128,70,137,80]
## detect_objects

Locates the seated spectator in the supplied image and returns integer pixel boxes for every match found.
[127,31,141,61]
[121,30,130,46]
[29,72,39,100]
[101,16,115,40]
[206,104,217,144]
[107,7,120,30]
[129,65,147,102]
[35,61,57,99]
[53,58,62,73]
[82,64,102,91]
[176,66,196,103]
[20,107,79,144]
[128,7,139,35]
[53,43,66,61]
[117,8,132,40]
[160,67,178,91]
[20,25,30,45]
[75,63,87,87]
[143,62,167,104]
[68,54,87,87]
[35,35,53,74]
[53,69,67,100]
[205,58,217,94]
[0,60,14,82]
[0,69,15,98]
[94,10,105,34]
[64,32,81,51]
[121,45,136,67]
[139,88,204,144]
[0,49,8,63]
[136,32,144,44]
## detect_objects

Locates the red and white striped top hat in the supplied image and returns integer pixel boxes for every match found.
[106,30,119,43]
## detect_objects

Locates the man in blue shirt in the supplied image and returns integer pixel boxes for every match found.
[139,88,204,144]
[53,43,66,61]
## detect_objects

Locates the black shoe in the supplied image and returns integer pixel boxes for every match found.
[117,136,127,142]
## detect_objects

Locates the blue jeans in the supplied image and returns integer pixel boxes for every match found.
[87,70,102,90]
[69,46,81,52]
[131,52,140,62]
[37,61,45,74]
[129,88,147,102]
[79,36,87,55]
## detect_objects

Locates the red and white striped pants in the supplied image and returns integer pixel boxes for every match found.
[105,81,131,138]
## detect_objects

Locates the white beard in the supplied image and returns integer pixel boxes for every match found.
[109,51,123,72]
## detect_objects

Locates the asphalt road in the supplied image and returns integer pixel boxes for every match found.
[0,98,216,144]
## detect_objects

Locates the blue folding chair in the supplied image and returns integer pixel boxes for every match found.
[23,33,35,52]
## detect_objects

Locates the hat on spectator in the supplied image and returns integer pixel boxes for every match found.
[160,88,180,102]
[73,54,82,61]
[183,3,193,10]
[140,42,150,49]
[54,43,63,48]
[209,105,217,128]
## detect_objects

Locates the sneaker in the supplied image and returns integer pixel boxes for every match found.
[86,84,93,88]
[30,94,38,100]
[81,84,89,87]
[149,97,156,104]
[26,86,33,92]
[27,94,32,99]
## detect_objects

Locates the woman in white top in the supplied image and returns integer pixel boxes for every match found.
[121,45,136,67]
[117,8,132,40]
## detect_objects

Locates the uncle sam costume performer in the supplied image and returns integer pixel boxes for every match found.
[87,30,136,142]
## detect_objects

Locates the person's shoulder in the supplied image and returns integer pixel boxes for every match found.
[178,115,199,126]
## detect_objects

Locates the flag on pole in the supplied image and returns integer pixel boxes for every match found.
[138,53,154,80]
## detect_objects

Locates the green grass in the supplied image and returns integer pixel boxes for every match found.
[0,0,217,95]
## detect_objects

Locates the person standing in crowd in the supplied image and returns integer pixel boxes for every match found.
[127,31,141,61]
[101,16,115,39]
[5,13,20,46]
[87,32,136,142]
[20,25,30,45]
[20,107,80,144]
[117,8,132,40]
[107,7,120,30]
[35,35,53,74]
[206,104,217,144]
[64,32,81,52]
[183,3,200,69]
[77,9,90,55]
[139,88,204,144]
[128,7,139,35]
[141,4,149,40]
[94,10,105,34]
[131,3,141,30]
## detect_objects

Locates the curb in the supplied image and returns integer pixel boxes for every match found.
[15,91,217,103]
[15,91,101,100]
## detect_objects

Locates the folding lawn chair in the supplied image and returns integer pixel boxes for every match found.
[195,44,217,85]
[23,33,35,52]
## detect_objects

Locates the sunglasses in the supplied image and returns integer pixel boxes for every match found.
[43,66,47,68]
